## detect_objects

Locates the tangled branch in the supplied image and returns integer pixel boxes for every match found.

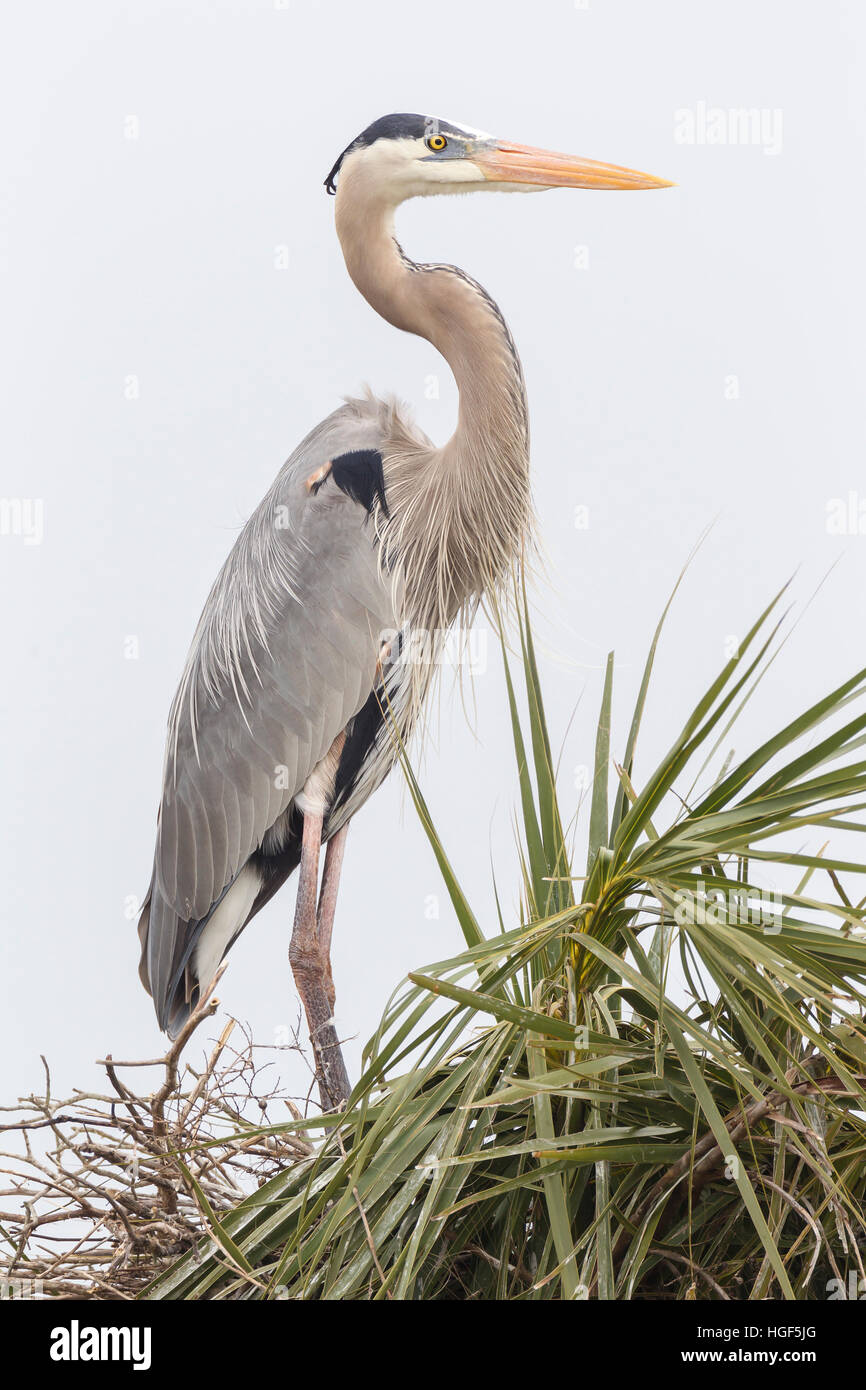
[0,976,312,1300]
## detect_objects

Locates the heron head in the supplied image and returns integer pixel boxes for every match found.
[324,113,672,204]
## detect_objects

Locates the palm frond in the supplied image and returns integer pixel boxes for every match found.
[145,583,866,1301]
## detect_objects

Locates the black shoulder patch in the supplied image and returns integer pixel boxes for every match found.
[330,449,389,518]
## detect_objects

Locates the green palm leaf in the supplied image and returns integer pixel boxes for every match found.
[145,582,866,1301]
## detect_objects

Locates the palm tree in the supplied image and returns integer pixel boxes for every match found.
[148,577,866,1301]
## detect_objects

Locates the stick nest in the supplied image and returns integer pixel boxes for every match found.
[0,972,313,1300]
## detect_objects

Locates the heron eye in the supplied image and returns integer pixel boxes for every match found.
[426,134,447,152]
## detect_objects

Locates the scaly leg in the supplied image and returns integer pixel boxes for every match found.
[289,812,350,1111]
[316,823,348,1010]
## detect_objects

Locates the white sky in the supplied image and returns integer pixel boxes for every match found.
[2,0,865,1106]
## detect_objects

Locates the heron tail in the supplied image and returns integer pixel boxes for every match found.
[137,866,262,1039]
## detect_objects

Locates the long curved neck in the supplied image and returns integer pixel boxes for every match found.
[334,181,532,628]
[336,187,529,467]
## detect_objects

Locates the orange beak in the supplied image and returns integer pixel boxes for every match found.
[475,140,673,191]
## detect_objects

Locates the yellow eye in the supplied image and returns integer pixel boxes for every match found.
[426,134,447,152]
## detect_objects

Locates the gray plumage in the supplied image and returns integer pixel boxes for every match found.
[137,113,669,1038]
[139,396,414,1034]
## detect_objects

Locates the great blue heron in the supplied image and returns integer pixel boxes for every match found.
[137,113,669,1107]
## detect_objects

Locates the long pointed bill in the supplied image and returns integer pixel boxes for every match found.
[475,140,673,191]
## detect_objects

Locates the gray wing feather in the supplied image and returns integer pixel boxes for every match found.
[141,397,400,1020]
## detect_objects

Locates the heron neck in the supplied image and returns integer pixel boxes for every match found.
[335,188,532,624]
[337,193,528,460]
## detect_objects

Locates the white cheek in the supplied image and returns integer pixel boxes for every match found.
[405,159,488,197]
[428,160,483,183]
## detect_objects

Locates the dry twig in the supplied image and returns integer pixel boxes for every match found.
[0,988,313,1300]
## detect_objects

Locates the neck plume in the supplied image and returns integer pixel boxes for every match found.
[335,181,533,637]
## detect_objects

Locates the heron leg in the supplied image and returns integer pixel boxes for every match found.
[316,823,348,1010]
[289,811,350,1112]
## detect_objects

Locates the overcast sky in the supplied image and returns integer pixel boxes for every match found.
[2,0,865,1106]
